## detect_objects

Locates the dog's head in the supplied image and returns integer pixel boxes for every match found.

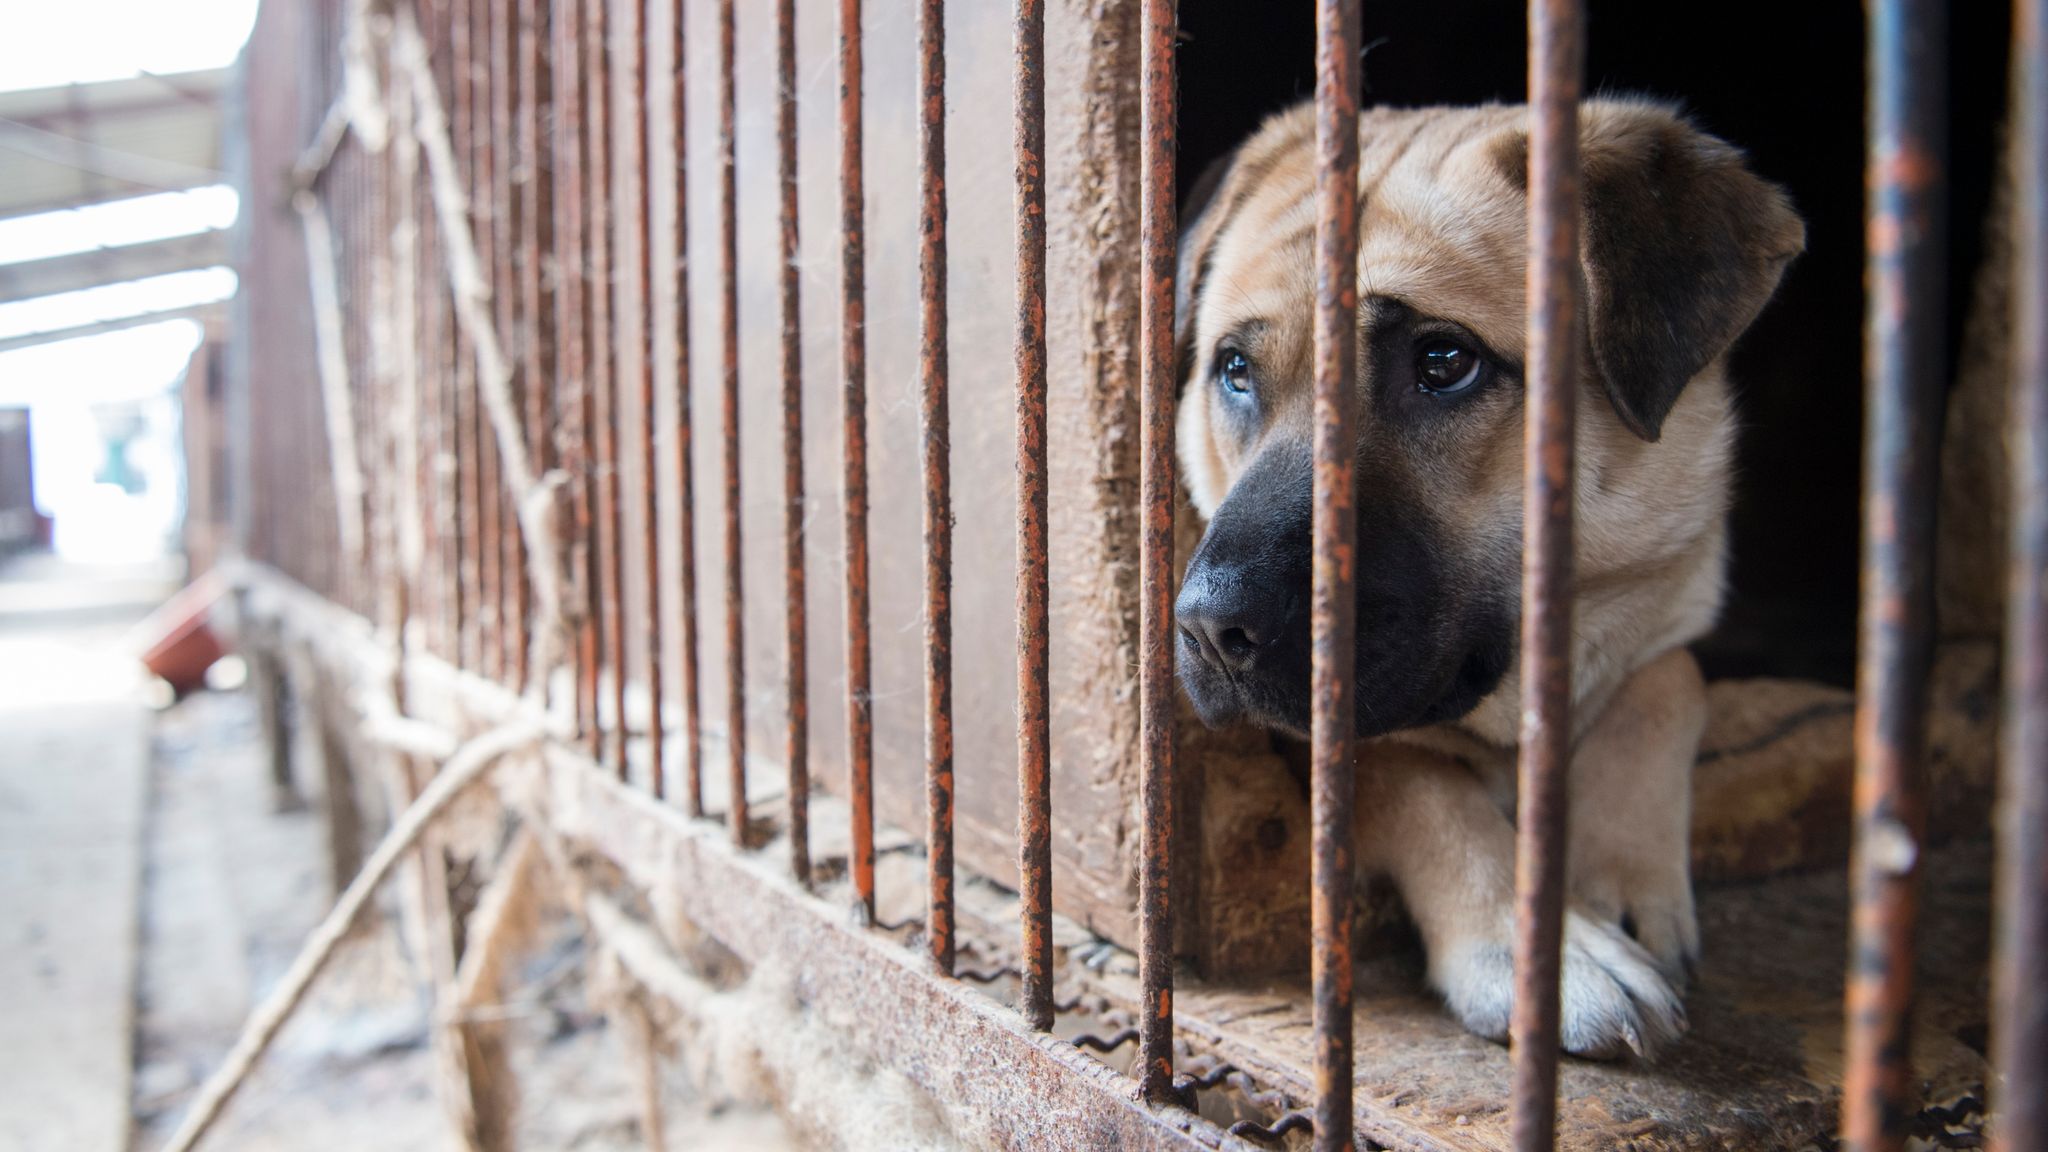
[1174,100,1804,739]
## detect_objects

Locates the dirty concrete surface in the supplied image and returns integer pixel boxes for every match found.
[0,553,794,1152]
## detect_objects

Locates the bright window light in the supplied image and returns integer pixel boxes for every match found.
[0,318,202,407]
[0,185,240,266]
[0,266,236,343]
[0,0,259,95]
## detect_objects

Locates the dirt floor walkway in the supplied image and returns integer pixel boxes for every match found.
[0,552,794,1152]
[0,554,170,1152]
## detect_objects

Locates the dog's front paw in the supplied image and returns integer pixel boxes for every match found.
[1433,909,1687,1060]
[1575,851,1701,984]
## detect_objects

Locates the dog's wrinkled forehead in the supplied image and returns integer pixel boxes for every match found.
[1187,104,1534,399]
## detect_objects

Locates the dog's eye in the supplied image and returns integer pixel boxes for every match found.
[1415,340,1484,397]
[1217,349,1253,396]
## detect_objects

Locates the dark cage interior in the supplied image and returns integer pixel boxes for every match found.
[1176,0,2014,685]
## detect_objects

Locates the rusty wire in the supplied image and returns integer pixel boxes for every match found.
[1230,1112,1313,1145]
[1845,3,1947,1150]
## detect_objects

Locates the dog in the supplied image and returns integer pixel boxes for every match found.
[1173,99,1804,1058]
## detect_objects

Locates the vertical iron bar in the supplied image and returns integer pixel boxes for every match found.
[518,0,555,693]
[589,0,629,779]
[633,0,667,798]
[475,0,505,687]
[1996,2,2048,1147]
[918,0,955,978]
[1136,0,1178,1105]
[492,0,526,689]
[777,0,811,882]
[1846,3,1946,1149]
[1310,0,1360,1147]
[454,0,482,674]
[718,0,747,843]
[555,0,599,751]
[1509,1,1583,1148]
[839,0,876,920]
[673,0,706,818]
[1013,0,1054,1033]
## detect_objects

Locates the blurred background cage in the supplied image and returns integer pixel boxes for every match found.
[183,0,2048,1148]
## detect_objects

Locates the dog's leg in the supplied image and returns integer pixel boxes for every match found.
[1357,743,1686,1059]
[1566,646,1706,983]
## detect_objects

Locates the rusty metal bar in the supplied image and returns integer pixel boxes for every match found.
[1136,0,1177,1105]
[672,0,705,818]
[632,0,667,798]
[1997,3,2048,1146]
[490,0,526,688]
[517,0,554,693]
[1012,0,1053,1033]
[454,0,482,674]
[717,0,747,843]
[1509,1,1583,1148]
[1308,0,1359,1148]
[776,0,810,881]
[588,0,628,779]
[1844,3,1946,1149]
[473,0,505,686]
[917,0,955,977]
[553,0,599,750]
[839,0,876,921]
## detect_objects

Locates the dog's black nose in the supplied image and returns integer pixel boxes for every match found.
[1175,573,1284,675]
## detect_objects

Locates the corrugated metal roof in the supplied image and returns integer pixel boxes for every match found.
[0,68,226,220]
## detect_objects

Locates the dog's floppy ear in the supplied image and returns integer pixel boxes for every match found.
[1500,102,1806,441]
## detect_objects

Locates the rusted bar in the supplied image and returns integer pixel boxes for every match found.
[491,0,526,689]
[633,0,667,798]
[1012,0,1053,1033]
[777,0,810,881]
[517,0,555,627]
[917,0,955,978]
[474,0,505,686]
[553,0,598,750]
[1844,2,1946,1149]
[1135,0,1177,1105]
[1996,4,2048,1146]
[1308,0,1359,1148]
[588,0,628,779]
[839,0,876,919]
[672,0,705,818]
[718,0,747,843]
[452,0,482,673]
[1509,0,1583,1148]
[418,151,444,660]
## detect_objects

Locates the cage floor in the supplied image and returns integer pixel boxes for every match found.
[1119,841,1992,1151]
[670,742,1988,1150]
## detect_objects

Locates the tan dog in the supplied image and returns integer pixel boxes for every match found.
[1174,99,1804,1058]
